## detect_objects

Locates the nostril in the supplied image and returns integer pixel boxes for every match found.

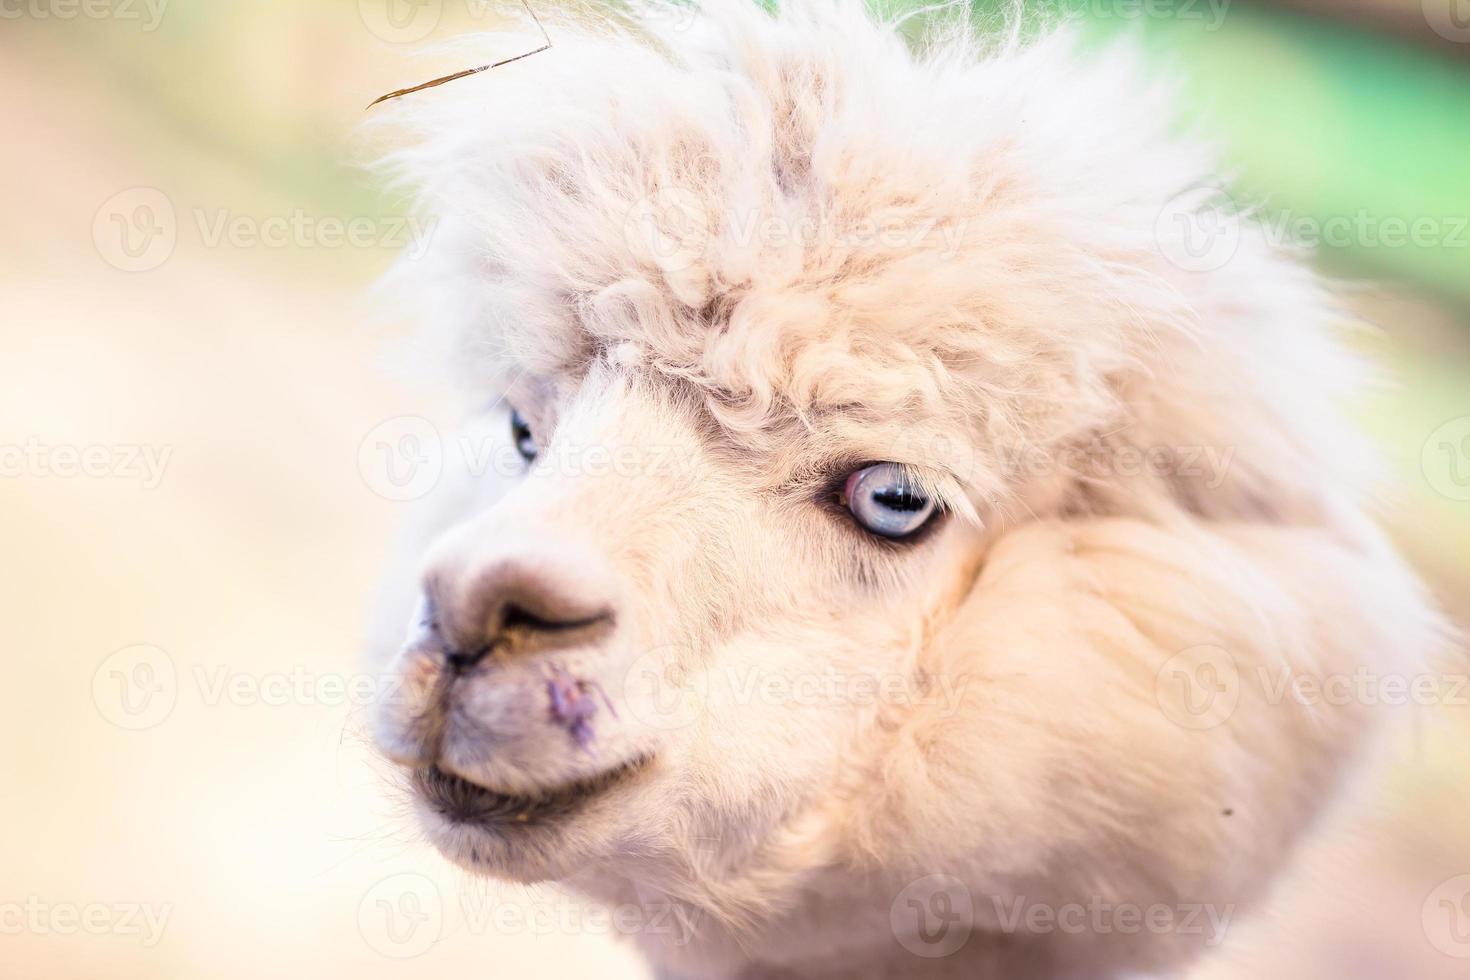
[418,557,617,669]
[424,598,614,673]
[437,605,612,672]
[500,601,553,634]
[444,646,488,673]
[500,601,611,635]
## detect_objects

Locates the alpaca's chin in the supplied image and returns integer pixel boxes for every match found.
[406,758,657,880]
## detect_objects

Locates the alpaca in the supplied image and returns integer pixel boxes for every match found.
[364,4,1446,977]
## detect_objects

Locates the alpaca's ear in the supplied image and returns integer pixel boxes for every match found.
[857,515,1443,907]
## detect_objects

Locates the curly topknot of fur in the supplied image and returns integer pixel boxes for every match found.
[376,0,1372,530]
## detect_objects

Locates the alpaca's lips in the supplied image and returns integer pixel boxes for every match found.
[411,757,652,827]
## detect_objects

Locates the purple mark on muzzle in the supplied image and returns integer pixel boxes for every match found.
[546,666,617,749]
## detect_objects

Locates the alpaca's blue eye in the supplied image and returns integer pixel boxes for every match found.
[843,463,936,539]
[510,408,537,463]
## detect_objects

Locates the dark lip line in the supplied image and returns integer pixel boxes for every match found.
[412,754,653,827]
[444,611,615,674]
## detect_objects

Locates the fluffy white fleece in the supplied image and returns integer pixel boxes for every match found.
[365,3,1450,978]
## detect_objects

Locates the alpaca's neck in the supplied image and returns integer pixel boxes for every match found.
[573,866,1191,980]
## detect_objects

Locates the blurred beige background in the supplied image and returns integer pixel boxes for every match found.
[1,1,1467,977]
[1,3,652,976]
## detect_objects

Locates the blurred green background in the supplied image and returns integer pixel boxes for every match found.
[1,1,1466,977]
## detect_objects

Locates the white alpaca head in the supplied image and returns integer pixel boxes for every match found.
[367,4,1440,975]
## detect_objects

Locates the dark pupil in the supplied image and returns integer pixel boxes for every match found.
[873,487,927,512]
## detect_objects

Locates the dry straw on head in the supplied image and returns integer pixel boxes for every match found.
[367,0,553,109]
